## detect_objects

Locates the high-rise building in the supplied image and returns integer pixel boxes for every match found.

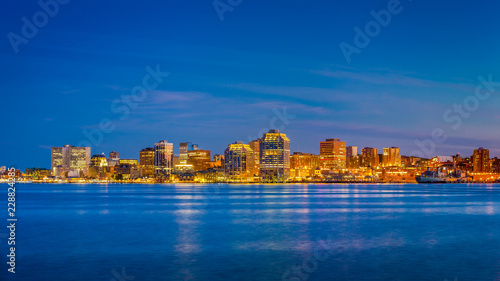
[224,141,255,181]
[346,146,358,169]
[290,152,320,180]
[51,145,91,177]
[320,139,347,170]
[179,142,199,165]
[362,147,379,168]
[346,146,357,158]
[140,148,155,177]
[473,147,490,173]
[187,149,211,171]
[382,147,401,167]
[249,139,260,176]
[259,129,290,183]
[154,140,174,175]
[108,151,120,167]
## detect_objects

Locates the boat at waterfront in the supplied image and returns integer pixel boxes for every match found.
[416,167,469,183]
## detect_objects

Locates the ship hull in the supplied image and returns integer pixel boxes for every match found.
[415,176,450,184]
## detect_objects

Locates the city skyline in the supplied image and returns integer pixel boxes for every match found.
[2,0,500,170]
[4,128,500,171]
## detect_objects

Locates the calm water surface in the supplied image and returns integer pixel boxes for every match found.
[2,183,500,281]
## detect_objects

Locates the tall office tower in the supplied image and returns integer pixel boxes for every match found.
[154,140,174,175]
[249,139,260,176]
[346,146,358,169]
[290,152,320,179]
[51,145,91,176]
[140,147,155,177]
[362,147,379,168]
[224,141,255,181]
[473,147,490,173]
[187,149,211,171]
[319,139,347,170]
[346,146,358,158]
[259,129,290,183]
[179,142,199,165]
[382,147,401,167]
[108,151,120,167]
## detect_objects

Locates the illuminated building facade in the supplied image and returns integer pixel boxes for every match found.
[89,154,110,179]
[187,149,211,171]
[473,147,490,173]
[90,154,108,167]
[290,152,320,180]
[154,140,174,175]
[382,147,401,167]
[119,159,138,165]
[361,147,379,168]
[51,145,91,177]
[179,142,199,165]
[259,129,290,183]
[249,139,260,176]
[346,146,358,169]
[320,139,346,170]
[108,151,120,167]
[140,147,155,177]
[224,141,255,181]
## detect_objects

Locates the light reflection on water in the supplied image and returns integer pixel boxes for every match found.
[9,183,500,281]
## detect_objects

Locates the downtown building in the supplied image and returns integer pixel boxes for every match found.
[346,146,359,169]
[319,138,347,171]
[290,152,320,180]
[259,129,290,183]
[140,147,155,177]
[187,149,212,171]
[473,147,490,173]
[154,140,174,175]
[249,139,260,176]
[224,141,255,182]
[382,147,401,167]
[51,145,91,177]
[361,147,379,168]
[88,154,110,179]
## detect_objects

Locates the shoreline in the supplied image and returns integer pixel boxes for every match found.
[6,180,500,185]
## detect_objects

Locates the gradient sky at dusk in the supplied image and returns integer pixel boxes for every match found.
[1,0,500,170]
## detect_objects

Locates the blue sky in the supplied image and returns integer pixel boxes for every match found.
[1,0,500,169]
